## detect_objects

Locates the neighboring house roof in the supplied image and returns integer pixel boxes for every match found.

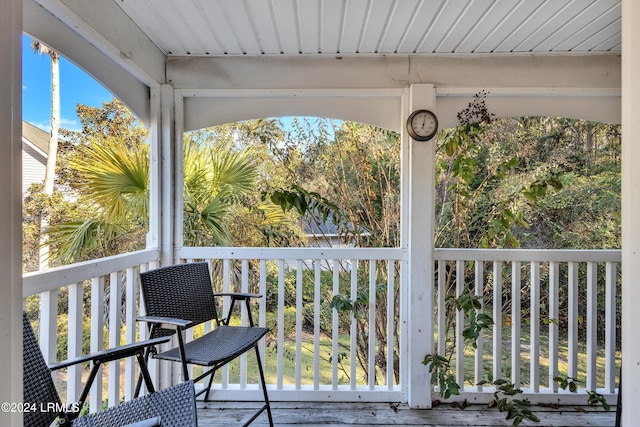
[22,121,49,155]
[302,212,369,238]
[303,213,341,237]
[21,121,49,197]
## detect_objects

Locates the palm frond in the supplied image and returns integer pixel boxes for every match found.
[183,196,230,246]
[208,147,256,197]
[45,218,125,263]
[71,136,149,222]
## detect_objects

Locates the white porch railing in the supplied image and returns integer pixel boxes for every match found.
[22,249,161,413]
[22,247,620,411]
[433,249,620,405]
[177,246,407,403]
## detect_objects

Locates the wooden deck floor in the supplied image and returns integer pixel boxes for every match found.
[196,401,617,426]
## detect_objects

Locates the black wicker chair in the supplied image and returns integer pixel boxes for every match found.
[23,311,198,427]
[136,262,273,427]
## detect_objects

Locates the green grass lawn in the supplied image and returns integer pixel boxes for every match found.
[193,333,378,387]
[441,324,621,390]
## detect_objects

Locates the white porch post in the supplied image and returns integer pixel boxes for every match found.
[159,84,175,267]
[0,0,23,425]
[622,0,640,424]
[156,84,177,389]
[405,84,436,408]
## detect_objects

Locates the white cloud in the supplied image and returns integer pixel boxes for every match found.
[60,117,79,127]
[60,117,81,132]
[28,118,82,134]
[31,122,51,133]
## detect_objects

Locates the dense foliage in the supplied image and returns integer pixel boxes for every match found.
[23,97,620,269]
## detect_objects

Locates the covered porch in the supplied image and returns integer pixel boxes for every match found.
[1,0,637,426]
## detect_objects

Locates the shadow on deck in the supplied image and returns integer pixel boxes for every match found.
[196,401,617,426]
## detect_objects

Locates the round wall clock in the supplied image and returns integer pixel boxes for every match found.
[406,109,438,141]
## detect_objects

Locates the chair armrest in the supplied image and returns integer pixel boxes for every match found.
[49,336,170,371]
[214,292,263,300]
[137,315,192,329]
[214,293,263,326]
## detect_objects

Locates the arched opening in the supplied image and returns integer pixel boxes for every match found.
[180,116,402,389]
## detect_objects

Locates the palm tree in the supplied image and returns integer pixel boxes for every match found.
[183,140,257,247]
[46,134,258,263]
[31,39,60,270]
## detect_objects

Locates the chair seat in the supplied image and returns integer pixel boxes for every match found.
[155,325,269,366]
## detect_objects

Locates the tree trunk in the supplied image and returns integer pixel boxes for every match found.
[39,51,60,270]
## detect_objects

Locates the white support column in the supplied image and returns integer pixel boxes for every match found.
[622,0,640,424]
[173,88,184,262]
[160,84,175,266]
[405,83,436,408]
[0,0,23,425]
[148,87,162,250]
[158,84,176,389]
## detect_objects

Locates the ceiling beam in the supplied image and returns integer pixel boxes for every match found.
[167,54,619,90]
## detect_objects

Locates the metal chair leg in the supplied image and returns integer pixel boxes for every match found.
[254,344,273,427]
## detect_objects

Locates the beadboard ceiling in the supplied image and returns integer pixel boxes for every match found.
[114,0,621,57]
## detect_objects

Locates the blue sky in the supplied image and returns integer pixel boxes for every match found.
[22,34,113,133]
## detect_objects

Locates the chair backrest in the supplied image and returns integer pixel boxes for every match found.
[23,311,65,427]
[140,262,219,333]
[72,381,197,427]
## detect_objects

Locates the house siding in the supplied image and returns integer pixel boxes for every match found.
[22,142,46,196]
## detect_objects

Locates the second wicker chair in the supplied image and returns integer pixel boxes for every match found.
[137,262,273,427]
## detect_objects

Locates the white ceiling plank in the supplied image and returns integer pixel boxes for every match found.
[492,0,569,53]
[562,7,621,51]
[160,1,211,55]
[588,26,622,51]
[553,4,621,52]
[373,0,400,53]
[197,0,245,54]
[298,0,320,54]
[378,0,422,53]
[320,0,345,54]
[340,0,372,53]
[185,0,226,55]
[137,0,191,55]
[474,0,545,53]
[240,0,270,55]
[215,1,262,55]
[513,0,594,52]
[534,0,619,52]
[436,0,497,53]
[455,0,520,53]
[244,1,282,54]
[358,0,396,53]
[418,0,473,53]
[271,0,301,54]
[396,0,446,53]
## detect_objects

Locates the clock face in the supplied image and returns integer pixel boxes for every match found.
[409,110,438,140]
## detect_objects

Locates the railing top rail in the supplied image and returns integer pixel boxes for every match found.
[433,248,621,263]
[22,248,161,297]
[178,246,408,261]
[23,247,621,297]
